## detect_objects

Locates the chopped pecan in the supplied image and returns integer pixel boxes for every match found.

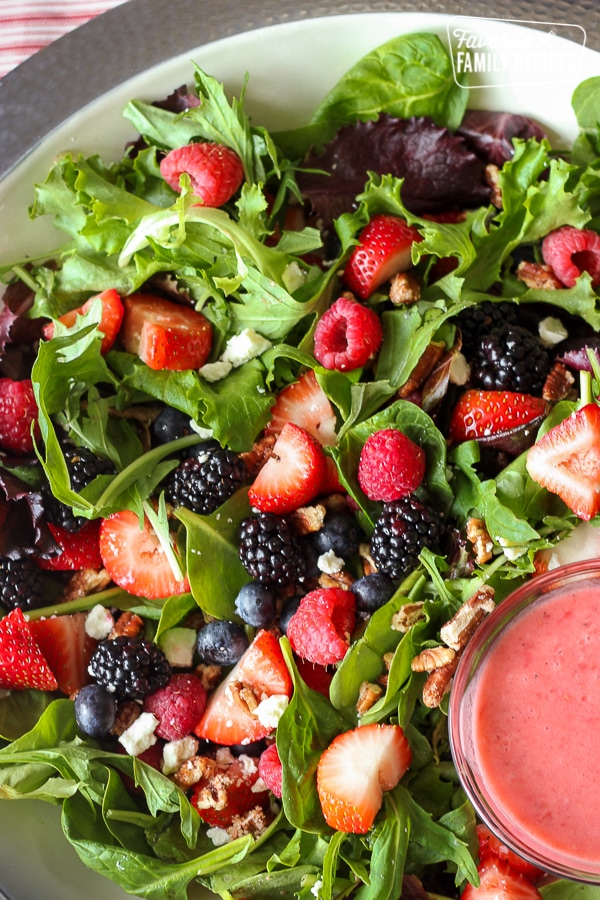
[398,341,446,398]
[109,611,145,639]
[195,663,223,692]
[227,806,271,840]
[358,542,378,576]
[485,163,502,208]
[228,680,259,716]
[356,681,384,715]
[110,700,141,737]
[411,645,456,673]
[239,434,277,477]
[389,270,421,306]
[172,755,218,789]
[543,361,575,402]
[439,585,495,652]
[422,657,459,708]
[318,570,354,590]
[391,601,426,633]
[466,517,494,565]
[516,260,563,290]
[290,503,327,535]
[60,567,112,602]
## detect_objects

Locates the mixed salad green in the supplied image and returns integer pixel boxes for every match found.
[1,27,600,900]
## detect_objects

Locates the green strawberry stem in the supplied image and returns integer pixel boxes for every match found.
[580,369,593,407]
[25,586,138,620]
[142,495,187,583]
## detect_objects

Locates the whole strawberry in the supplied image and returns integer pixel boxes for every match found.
[358,427,426,501]
[0,377,41,456]
[160,141,244,207]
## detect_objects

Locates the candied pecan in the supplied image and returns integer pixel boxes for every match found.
[229,680,259,715]
[61,567,111,602]
[318,570,355,590]
[356,680,384,715]
[422,657,459,708]
[389,270,421,306]
[227,806,270,840]
[239,434,277,476]
[195,663,223,692]
[439,585,495,652]
[290,503,327,535]
[391,601,426,633]
[485,163,502,208]
[109,611,145,639]
[398,341,446,398]
[110,700,141,737]
[466,517,494,565]
[516,260,563,290]
[543,361,575,402]
[172,755,218,789]
[411,645,456,673]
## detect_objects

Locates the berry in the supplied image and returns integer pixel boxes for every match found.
[0,607,57,692]
[43,445,115,532]
[313,296,383,372]
[342,214,422,300]
[316,723,412,833]
[541,225,600,288]
[470,324,550,395]
[476,824,544,884]
[370,496,444,579]
[278,594,302,634]
[0,556,45,612]
[526,402,600,521]
[287,587,355,666]
[312,511,362,559]
[351,571,396,614]
[37,520,103,571]
[99,508,190,600]
[358,428,426,502]
[196,620,249,666]
[248,422,328,515]
[29,612,98,697]
[120,293,213,371]
[234,581,277,627]
[143,672,207,741]
[151,406,194,445]
[42,288,124,355]
[265,369,337,446]
[295,657,334,696]
[0,378,40,456]
[166,447,247,515]
[455,300,518,359]
[461,857,543,900]
[160,142,244,207]
[238,512,305,588]
[448,390,548,445]
[74,683,117,738]
[191,754,269,828]
[258,743,283,798]
[195,629,293,746]
[88,635,171,700]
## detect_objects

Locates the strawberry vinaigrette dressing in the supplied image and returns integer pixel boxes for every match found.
[464,579,600,870]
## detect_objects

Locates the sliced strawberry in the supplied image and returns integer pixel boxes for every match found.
[160,142,244,208]
[265,370,337,447]
[99,509,190,600]
[526,402,600,520]
[194,629,293,746]
[342,214,422,300]
[36,520,103,571]
[316,723,412,833]
[0,377,41,456]
[120,293,212,371]
[258,743,283,798]
[43,288,124,354]
[191,754,270,827]
[462,857,543,900]
[448,390,548,444]
[0,608,58,691]
[29,612,98,697]
[541,225,600,288]
[248,422,328,514]
[476,824,544,884]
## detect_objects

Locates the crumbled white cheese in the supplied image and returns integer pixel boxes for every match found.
[118,712,159,757]
[311,879,323,898]
[237,754,258,776]
[206,826,232,846]
[198,360,233,382]
[162,735,199,775]
[221,328,272,367]
[254,694,289,731]
[538,315,568,347]
[251,775,269,794]
[215,747,235,767]
[317,549,344,574]
[85,604,114,640]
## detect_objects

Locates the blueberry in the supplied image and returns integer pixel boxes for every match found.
[279,594,303,634]
[230,739,266,758]
[234,581,276,627]
[313,512,362,559]
[196,620,249,666]
[152,406,193,445]
[74,683,117,738]
[351,572,396,614]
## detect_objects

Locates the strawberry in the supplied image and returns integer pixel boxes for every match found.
[42,288,124,354]
[525,402,600,520]
[191,754,270,827]
[99,509,191,600]
[265,369,337,447]
[358,427,426,501]
[316,723,412,833]
[342,214,422,300]
[287,587,356,666]
[0,608,58,691]
[541,225,600,288]
[194,629,293,745]
[248,422,328,514]
[476,824,544,884]
[258,743,283,798]
[120,293,212,371]
[28,612,97,696]
[0,377,41,456]
[448,390,548,444]
[461,857,543,900]
[313,296,383,372]
[159,142,244,208]
[36,520,103,571]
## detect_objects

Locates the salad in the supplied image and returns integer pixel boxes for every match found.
[1,24,600,900]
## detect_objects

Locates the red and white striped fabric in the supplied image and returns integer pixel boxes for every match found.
[0,0,130,78]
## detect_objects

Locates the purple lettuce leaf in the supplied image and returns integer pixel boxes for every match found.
[456,110,546,168]
[0,467,57,559]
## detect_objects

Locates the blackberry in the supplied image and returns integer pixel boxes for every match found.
[44,445,115,532]
[88,635,171,700]
[166,447,247,515]
[238,512,306,587]
[0,556,45,612]
[370,496,444,579]
[456,301,518,359]
[471,323,550,395]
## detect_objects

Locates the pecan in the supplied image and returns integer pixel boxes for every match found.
[422,658,459,708]
[227,806,270,840]
[515,260,563,290]
[60,567,112,602]
[195,663,223,692]
[239,434,277,476]
[466,517,494,565]
[109,611,145,639]
[358,542,378,576]
[318,570,354,590]
[398,341,446,398]
[290,503,327,535]
[110,700,141,737]
[356,681,384,715]
[411,645,456,673]
[391,601,426,633]
[229,680,259,715]
[439,585,495,652]
[542,361,575,402]
[485,163,502,208]
[389,271,421,306]
[172,755,218,790]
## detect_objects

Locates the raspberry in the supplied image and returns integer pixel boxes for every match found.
[542,225,600,288]
[358,428,426,502]
[0,378,40,456]
[313,297,383,371]
[286,587,356,665]
[159,142,244,208]
[258,743,283,798]
[143,672,207,741]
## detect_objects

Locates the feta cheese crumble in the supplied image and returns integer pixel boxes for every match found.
[254,694,289,730]
[118,712,159,757]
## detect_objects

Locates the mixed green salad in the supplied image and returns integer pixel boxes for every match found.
[1,26,600,900]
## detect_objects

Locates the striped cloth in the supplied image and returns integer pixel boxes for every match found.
[0,0,130,78]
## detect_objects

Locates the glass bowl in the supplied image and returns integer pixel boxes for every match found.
[448,559,600,883]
